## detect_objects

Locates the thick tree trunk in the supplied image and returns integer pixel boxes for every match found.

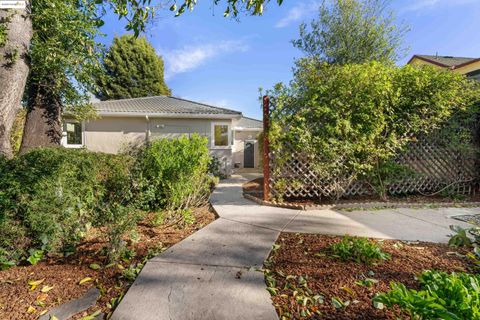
[19,83,62,154]
[0,4,32,158]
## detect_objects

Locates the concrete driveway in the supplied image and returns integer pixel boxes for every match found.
[112,174,477,320]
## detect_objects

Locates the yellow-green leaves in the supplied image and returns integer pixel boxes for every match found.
[28,279,45,291]
[79,277,93,285]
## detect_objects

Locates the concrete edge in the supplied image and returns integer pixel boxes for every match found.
[39,288,100,320]
[243,193,480,211]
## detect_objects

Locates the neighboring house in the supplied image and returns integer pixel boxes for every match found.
[61,96,262,175]
[407,54,480,81]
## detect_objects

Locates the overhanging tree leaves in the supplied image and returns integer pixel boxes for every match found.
[95,34,171,100]
[293,0,408,64]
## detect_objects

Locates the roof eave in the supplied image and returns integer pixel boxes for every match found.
[408,55,449,68]
[96,112,242,120]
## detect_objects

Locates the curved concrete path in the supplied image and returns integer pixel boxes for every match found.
[112,174,477,320]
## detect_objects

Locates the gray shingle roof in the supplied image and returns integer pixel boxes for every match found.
[235,117,263,129]
[93,96,242,117]
[415,55,478,67]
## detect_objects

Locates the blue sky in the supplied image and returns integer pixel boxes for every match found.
[99,0,480,119]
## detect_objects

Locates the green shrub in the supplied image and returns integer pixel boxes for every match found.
[0,137,216,267]
[137,134,214,215]
[268,61,480,199]
[374,270,480,319]
[0,148,135,263]
[328,235,390,265]
[208,155,226,179]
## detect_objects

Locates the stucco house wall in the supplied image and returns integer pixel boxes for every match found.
[62,96,261,176]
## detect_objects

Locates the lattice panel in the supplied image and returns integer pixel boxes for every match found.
[268,134,479,201]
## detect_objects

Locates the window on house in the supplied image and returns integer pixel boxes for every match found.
[213,124,229,147]
[64,122,82,145]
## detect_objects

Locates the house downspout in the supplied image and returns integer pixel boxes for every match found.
[145,115,150,145]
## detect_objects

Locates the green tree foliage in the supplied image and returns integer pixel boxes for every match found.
[96,35,171,100]
[268,61,479,199]
[171,0,283,17]
[293,0,408,64]
[26,0,103,115]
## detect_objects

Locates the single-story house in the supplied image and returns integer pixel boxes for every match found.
[407,54,480,81]
[61,96,263,175]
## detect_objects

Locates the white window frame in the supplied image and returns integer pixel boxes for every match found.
[210,122,231,149]
[62,120,85,148]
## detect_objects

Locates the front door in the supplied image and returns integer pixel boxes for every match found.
[244,141,255,168]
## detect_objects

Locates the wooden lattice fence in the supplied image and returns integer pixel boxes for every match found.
[263,96,480,201]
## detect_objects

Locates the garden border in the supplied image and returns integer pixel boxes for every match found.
[243,192,480,211]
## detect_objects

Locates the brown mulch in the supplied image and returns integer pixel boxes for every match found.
[243,178,480,206]
[267,233,475,320]
[0,206,216,320]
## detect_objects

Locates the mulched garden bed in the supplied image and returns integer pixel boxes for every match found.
[244,178,480,207]
[0,206,216,320]
[265,233,474,320]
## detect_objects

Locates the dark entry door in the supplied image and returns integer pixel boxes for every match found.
[244,141,255,168]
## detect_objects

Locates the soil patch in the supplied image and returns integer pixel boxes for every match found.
[0,206,216,320]
[244,178,480,207]
[266,233,474,320]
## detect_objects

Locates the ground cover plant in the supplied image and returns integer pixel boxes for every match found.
[374,270,480,319]
[0,134,218,318]
[328,236,390,265]
[264,233,474,320]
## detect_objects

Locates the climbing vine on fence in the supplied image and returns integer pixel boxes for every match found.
[266,60,480,201]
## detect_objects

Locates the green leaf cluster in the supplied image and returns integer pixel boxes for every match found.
[268,60,479,199]
[374,270,480,319]
[293,0,409,65]
[95,35,171,100]
[328,235,390,265]
[136,134,215,213]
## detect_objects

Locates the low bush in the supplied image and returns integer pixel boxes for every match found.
[136,134,216,218]
[328,235,390,265]
[0,134,216,268]
[374,270,480,319]
[0,148,135,265]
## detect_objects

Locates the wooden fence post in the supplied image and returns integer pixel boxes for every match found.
[263,95,270,201]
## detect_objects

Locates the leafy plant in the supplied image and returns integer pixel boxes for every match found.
[328,235,390,265]
[136,134,214,220]
[26,249,44,266]
[267,61,479,200]
[374,270,480,319]
[448,225,474,247]
[208,155,226,179]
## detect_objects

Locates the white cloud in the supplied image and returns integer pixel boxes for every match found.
[275,1,319,28]
[161,40,249,79]
[402,0,477,12]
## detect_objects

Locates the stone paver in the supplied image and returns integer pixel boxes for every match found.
[112,174,478,320]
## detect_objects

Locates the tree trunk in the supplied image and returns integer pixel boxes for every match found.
[0,4,32,158]
[19,82,62,154]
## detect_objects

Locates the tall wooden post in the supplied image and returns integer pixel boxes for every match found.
[263,95,270,201]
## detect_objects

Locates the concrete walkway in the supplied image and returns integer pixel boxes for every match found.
[112,174,477,320]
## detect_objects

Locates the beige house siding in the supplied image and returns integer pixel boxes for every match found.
[233,130,261,169]
[63,112,266,175]
[84,117,147,154]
